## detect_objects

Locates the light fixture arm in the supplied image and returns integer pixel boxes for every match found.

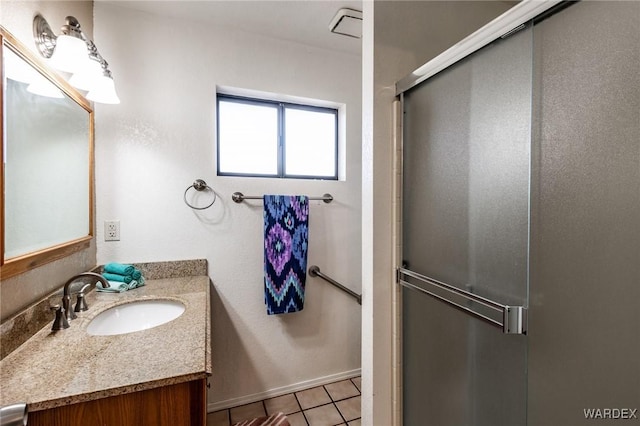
[60,16,83,38]
[81,35,113,78]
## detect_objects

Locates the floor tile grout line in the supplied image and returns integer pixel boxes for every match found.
[329,394,361,403]
[301,409,310,426]
[292,391,303,415]
[333,400,349,425]
[293,391,310,425]
[326,380,361,403]
[323,384,349,425]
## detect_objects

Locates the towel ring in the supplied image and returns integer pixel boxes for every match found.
[184,179,217,210]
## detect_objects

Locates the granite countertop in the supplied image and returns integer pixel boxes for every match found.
[0,274,211,412]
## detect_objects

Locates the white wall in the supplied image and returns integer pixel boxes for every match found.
[362,2,513,424]
[93,2,362,408]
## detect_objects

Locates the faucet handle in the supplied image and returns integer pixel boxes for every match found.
[74,292,88,312]
[51,304,69,331]
[74,284,91,312]
[63,294,77,321]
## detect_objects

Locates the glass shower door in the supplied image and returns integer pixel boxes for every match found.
[400,23,532,426]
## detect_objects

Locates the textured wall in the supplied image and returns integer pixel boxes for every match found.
[93,2,362,408]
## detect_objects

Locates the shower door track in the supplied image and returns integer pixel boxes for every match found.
[395,0,562,95]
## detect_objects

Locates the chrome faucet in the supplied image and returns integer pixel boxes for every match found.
[61,272,110,322]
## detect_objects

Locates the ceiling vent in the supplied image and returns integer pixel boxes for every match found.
[329,8,363,39]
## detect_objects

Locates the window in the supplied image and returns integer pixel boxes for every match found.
[217,94,338,179]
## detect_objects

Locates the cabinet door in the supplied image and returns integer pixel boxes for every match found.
[28,379,207,426]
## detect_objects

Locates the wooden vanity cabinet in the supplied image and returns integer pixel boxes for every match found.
[27,379,207,426]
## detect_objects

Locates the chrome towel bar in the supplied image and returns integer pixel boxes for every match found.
[232,192,333,204]
[397,268,527,334]
[309,265,361,305]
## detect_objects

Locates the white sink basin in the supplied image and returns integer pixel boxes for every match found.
[86,299,185,336]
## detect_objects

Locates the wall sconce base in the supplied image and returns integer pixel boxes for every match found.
[33,14,56,58]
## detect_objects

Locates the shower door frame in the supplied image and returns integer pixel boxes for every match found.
[393,1,562,424]
[395,0,562,96]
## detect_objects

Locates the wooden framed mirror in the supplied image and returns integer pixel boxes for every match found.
[0,26,94,279]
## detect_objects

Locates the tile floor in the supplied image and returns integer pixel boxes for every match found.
[208,377,361,426]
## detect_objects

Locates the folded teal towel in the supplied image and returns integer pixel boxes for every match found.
[102,272,133,284]
[131,268,142,280]
[96,281,128,293]
[104,263,135,276]
[128,279,143,289]
[133,276,145,288]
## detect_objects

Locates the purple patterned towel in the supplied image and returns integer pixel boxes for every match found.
[263,195,309,315]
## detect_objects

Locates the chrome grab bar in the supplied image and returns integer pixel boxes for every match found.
[309,265,362,305]
[397,268,527,334]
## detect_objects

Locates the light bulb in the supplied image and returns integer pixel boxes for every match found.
[69,58,103,91]
[87,73,120,104]
[48,34,91,74]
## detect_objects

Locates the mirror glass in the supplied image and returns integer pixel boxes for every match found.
[1,28,93,278]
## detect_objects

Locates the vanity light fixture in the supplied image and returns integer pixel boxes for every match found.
[32,14,120,104]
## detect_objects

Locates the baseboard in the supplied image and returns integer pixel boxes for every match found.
[207,368,361,413]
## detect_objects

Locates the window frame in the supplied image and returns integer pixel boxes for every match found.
[216,93,339,180]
